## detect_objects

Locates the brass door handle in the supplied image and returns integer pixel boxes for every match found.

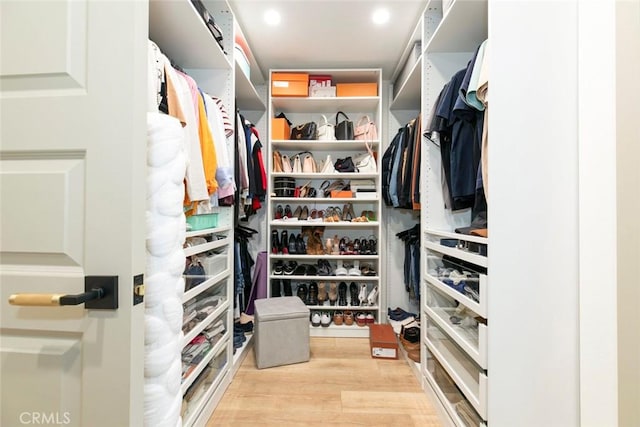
[7,276,118,309]
[9,288,104,307]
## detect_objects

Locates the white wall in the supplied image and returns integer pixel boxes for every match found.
[489,1,580,425]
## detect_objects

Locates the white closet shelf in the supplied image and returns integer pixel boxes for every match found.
[425,305,487,369]
[424,229,489,245]
[424,241,487,268]
[235,61,266,111]
[272,197,379,203]
[148,0,231,70]
[182,300,229,347]
[183,270,230,303]
[182,330,230,394]
[310,324,371,338]
[271,140,380,150]
[184,237,230,257]
[270,254,379,260]
[425,273,487,319]
[271,219,380,227]
[271,172,378,179]
[307,304,379,310]
[271,97,379,114]
[390,55,423,110]
[186,225,232,239]
[425,326,487,419]
[425,0,487,54]
[270,275,379,282]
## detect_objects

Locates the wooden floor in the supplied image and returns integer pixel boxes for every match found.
[207,337,443,426]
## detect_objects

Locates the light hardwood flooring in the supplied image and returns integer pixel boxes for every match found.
[208,337,443,426]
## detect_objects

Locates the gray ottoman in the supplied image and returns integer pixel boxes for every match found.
[254,296,310,369]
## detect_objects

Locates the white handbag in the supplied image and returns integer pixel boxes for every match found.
[354,115,378,141]
[317,114,336,141]
[292,154,302,173]
[354,141,377,173]
[302,153,317,173]
[320,154,336,173]
[281,155,293,173]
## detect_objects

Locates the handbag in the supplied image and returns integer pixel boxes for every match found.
[334,156,356,173]
[301,152,317,173]
[272,150,283,172]
[290,122,318,140]
[317,115,336,141]
[335,111,354,140]
[292,154,302,173]
[320,154,336,173]
[354,116,378,141]
[354,141,377,173]
[281,155,293,173]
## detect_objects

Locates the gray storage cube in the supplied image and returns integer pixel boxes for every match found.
[254,296,310,369]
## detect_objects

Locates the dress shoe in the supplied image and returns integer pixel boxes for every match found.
[296,283,308,303]
[288,233,297,254]
[308,282,318,305]
[284,204,293,219]
[338,282,347,306]
[349,282,359,306]
[407,348,420,363]
[333,310,344,325]
[343,310,354,326]
[282,279,293,296]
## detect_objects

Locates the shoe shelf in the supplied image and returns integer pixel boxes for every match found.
[424,271,488,319]
[272,140,381,150]
[424,241,487,269]
[271,219,380,227]
[423,344,484,427]
[270,274,379,281]
[424,305,487,369]
[309,323,372,338]
[425,323,487,420]
[272,197,380,203]
[271,254,379,260]
[307,304,379,310]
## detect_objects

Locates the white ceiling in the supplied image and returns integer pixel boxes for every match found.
[228,0,428,83]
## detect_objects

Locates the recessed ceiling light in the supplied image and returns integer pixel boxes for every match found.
[372,8,390,25]
[264,9,281,26]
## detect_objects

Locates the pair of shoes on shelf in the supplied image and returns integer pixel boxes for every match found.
[316,259,332,276]
[341,203,356,221]
[388,307,417,321]
[311,311,331,327]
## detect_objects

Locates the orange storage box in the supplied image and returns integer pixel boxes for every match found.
[271,72,309,97]
[271,118,290,140]
[369,324,398,359]
[336,82,378,97]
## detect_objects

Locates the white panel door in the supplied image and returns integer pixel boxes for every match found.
[1,1,148,426]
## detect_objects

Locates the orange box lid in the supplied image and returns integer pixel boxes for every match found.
[272,72,309,82]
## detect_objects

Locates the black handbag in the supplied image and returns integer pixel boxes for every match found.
[335,111,354,140]
[290,122,318,140]
[334,156,356,173]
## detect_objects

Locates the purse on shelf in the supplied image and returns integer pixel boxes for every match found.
[354,115,378,141]
[290,122,318,140]
[292,154,302,173]
[301,152,317,173]
[334,156,356,173]
[335,111,354,140]
[281,154,293,173]
[317,114,336,141]
[272,150,283,173]
[354,140,377,173]
[320,154,336,173]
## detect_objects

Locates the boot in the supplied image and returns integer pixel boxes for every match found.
[367,285,379,306]
[271,230,280,254]
[308,282,318,305]
[317,282,327,305]
[282,279,293,296]
[271,279,281,298]
[328,282,338,306]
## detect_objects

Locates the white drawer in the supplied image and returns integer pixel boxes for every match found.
[424,253,487,318]
[424,287,487,368]
[425,322,488,421]
[423,345,483,427]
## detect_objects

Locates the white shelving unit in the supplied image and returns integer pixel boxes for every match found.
[390,0,489,426]
[149,0,265,424]
[267,68,383,338]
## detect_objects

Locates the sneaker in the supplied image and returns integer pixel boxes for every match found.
[321,312,331,327]
[333,311,344,326]
[273,260,284,275]
[358,283,368,305]
[283,261,298,275]
[311,312,321,327]
[365,313,375,324]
